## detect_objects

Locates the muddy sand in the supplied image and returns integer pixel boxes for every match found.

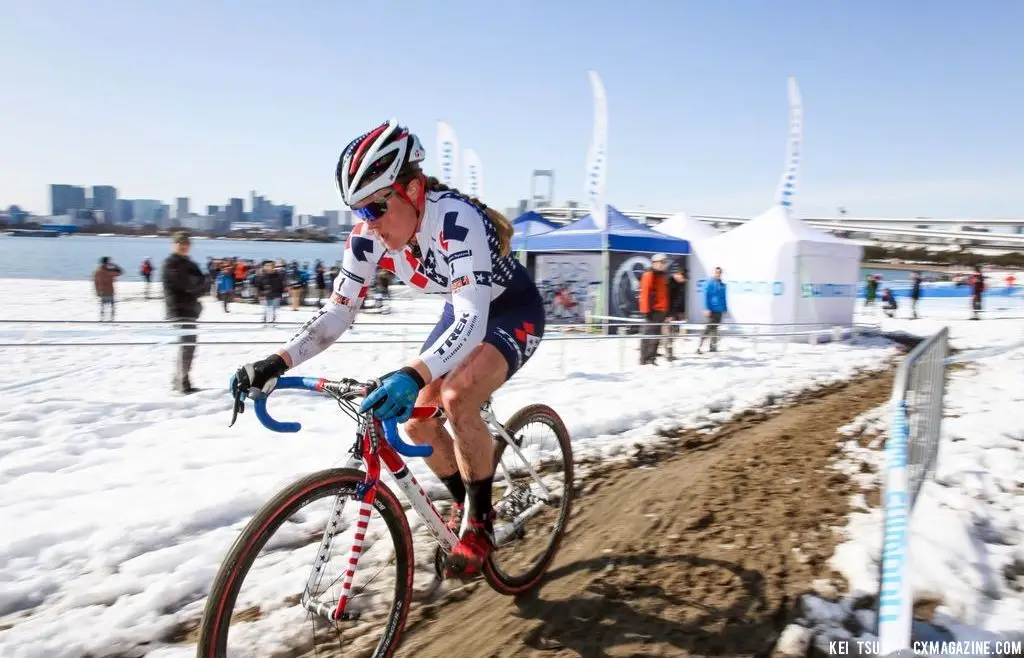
[394,369,894,658]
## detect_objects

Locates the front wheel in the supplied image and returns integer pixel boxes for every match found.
[485,403,575,595]
[196,468,415,658]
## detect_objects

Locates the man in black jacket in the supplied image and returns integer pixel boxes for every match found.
[162,232,208,394]
[665,266,688,360]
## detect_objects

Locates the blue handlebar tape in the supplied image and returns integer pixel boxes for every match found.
[249,377,318,432]
[273,376,323,391]
[253,397,302,433]
[382,418,434,457]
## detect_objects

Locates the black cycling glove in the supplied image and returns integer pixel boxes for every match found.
[229,354,288,425]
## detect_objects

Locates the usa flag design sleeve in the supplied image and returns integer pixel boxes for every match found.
[281,224,383,367]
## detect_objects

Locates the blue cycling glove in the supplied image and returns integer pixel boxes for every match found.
[360,367,425,423]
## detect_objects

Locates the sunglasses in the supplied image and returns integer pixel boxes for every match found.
[353,189,395,221]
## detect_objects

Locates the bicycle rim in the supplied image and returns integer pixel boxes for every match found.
[485,404,575,595]
[195,468,414,658]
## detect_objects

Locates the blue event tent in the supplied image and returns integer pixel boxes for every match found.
[518,205,689,254]
[510,211,560,251]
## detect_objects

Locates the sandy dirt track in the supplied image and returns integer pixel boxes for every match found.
[393,369,894,658]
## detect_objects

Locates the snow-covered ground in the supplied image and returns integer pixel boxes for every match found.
[783,300,1024,656]
[0,279,1016,657]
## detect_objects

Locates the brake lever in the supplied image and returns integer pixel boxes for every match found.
[228,391,245,427]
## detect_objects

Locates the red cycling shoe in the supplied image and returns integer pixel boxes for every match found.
[444,517,494,580]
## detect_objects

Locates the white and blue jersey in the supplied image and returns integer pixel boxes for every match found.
[282,190,544,380]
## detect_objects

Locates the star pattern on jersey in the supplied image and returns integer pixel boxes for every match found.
[434,192,518,287]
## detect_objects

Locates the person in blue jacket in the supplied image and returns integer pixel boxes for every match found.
[698,266,728,353]
[216,265,235,312]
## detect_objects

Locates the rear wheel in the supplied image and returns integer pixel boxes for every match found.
[485,404,574,595]
[197,468,414,658]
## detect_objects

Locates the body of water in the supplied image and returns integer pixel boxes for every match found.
[0,234,1014,300]
[0,234,345,280]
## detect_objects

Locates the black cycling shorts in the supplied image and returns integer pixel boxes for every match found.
[421,283,546,380]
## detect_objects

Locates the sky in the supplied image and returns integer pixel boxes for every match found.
[2,0,1023,220]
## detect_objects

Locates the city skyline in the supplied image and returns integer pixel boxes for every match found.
[3,1,1024,219]
[19,182,347,234]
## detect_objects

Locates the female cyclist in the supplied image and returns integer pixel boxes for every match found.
[230,118,546,578]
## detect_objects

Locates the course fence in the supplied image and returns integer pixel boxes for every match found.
[876,326,949,655]
[0,317,882,383]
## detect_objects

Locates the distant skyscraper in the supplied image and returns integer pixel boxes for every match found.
[227,198,244,224]
[157,204,171,228]
[206,205,218,217]
[91,185,117,222]
[50,184,87,215]
[132,199,161,225]
[116,199,133,224]
[324,210,340,233]
[175,197,190,219]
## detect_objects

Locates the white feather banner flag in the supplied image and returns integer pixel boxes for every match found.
[774,76,803,209]
[463,148,483,198]
[585,70,609,230]
[436,120,460,189]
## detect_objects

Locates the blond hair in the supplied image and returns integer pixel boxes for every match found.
[398,163,514,257]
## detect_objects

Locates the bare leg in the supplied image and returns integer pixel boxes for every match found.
[404,377,459,478]
[440,343,508,483]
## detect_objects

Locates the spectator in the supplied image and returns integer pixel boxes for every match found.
[315,260,327,306]
[139,258,154,300]
[162,232,208,394]
[206,257,218,295]
[665,266,688,361]
[287,261,304,310]
[638,253,670,365]
[256,261,285,324]
[216,265,235,313]
[881,287,898,318]
[970,265,985,320]
[910,272,922,319]
[234,260,249,290]
[697,266,728,354]
[376,269,393,300]
[865,275,878,306]
[93,256,123,322]
[328,263,341,290]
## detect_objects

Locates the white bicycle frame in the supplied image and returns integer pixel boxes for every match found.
[300,400,553,622]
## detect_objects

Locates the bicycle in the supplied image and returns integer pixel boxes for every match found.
[197,375,574,657]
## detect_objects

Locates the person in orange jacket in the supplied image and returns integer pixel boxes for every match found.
[638,253,671,364]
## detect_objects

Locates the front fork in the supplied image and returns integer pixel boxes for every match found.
[300,446,377,622]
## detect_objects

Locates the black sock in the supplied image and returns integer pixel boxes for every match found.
[466,477,494,525]
[440,472,466,506]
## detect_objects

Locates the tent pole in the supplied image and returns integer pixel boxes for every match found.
[601,225,611,335]
[601,246,610,335]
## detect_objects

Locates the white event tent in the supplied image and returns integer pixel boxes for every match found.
[683,76,863,330]
[693,205,862,327]
[656,211,721,243]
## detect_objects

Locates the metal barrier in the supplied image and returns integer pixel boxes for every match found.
[876,326,949,655]
[0,321,881,347]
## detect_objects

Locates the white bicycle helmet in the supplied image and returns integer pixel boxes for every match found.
[336,119,426,208]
